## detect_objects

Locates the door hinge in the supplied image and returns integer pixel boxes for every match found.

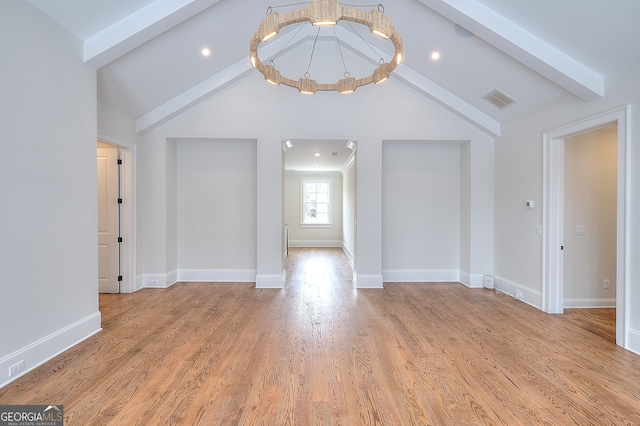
[117,276,123,282]
[117,198,123,204]
[117,237,123,243]
[117,159,123,165]
[561,245,564,250]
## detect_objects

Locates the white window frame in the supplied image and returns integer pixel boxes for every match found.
[300,178,332,226]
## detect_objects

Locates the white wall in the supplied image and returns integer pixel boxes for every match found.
[177,139,257,281]
[0,2,100,387]
[138,71,494,289]
[342,158,356,263]
[285,172,343,246]
[382,141,461,282]
[494,69,640,353]
[564,126,617,307]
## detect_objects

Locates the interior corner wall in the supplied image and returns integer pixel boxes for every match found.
[0,2,100,387]
[468,137,495,287]
[493,71,640,354]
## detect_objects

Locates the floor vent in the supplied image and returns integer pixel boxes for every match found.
[483,89,516,109]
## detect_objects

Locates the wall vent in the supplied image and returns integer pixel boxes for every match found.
[483,89,516,109]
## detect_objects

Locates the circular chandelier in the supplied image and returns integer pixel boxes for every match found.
[249,0,403,94]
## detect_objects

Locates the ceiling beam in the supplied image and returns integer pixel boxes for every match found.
[335,28,500,136]
[84,0,222,68]
[394,66,501,136]
[137,25,500,136]
[136,31,297,133]
[417,0,604,101]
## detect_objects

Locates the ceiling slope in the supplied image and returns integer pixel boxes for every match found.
[85,0,223,68]
[137,25,501,135]
[416,0,604,101]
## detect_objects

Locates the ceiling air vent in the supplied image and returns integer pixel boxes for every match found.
[330,152,338,156]
[483,89,516,109]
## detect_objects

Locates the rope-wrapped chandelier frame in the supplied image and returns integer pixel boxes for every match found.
[249,0,403,94]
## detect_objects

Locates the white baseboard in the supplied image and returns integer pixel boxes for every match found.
[288,240,342,247]
[141,274,171,289]
[563,298,616,308]
[0,312,102,388]
[256,272,285,288]
[342,244,354,267]
[178,269,257,282]
[383,269,459,283]
[626,328,640,356]
[493,275,542,309]
[355,273,383,288]
[459,271,487,288]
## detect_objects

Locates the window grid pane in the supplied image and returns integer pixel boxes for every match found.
[302,180,330,224]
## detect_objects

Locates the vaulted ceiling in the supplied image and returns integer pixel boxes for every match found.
[26,0,640,138]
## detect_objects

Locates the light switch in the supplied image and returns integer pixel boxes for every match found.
[576,225,586,235]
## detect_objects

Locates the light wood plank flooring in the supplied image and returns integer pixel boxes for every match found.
[1,247,638,425]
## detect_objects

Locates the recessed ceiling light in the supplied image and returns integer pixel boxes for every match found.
[431,51,440,61]
[314,152,321,157]
[201,48,211,57]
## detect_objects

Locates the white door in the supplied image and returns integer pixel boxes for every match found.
[97,146,120,293]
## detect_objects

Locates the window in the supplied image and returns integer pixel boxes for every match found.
[302,179,331,225]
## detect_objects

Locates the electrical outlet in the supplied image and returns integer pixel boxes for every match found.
[604,279,610,289]
[9,360,25,377]
[515,291,523,299]
[150,280,159,286]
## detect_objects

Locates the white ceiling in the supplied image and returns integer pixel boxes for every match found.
[25,0,640,168]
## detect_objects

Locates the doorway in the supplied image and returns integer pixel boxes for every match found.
[97,137,136,293]
[543,106,630,348]
[563,125,617,307]
[97,142,121,293]
[283,139,357,265]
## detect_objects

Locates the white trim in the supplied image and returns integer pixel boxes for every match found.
[178,269,257,282]
[354,273,384,289]
[627,329,640,356]
[383,269,460,283]
[459,271,487,288]
[97,132,137,294]
[0,313,101,388]
[415,0,603,101]
[256,273,285,289]
[543,105,630,349]
[288,240,342,248]
[84,0,223,67]
[136,26,500,136]
[141,273,178,288]
[493,275,542,309]
[342,243,355,267]
[564,299,616,309]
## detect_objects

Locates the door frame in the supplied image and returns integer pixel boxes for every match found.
[98,133,137,293]
[542,105,630,347]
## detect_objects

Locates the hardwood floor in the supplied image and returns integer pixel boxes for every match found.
[1,247,638,425]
